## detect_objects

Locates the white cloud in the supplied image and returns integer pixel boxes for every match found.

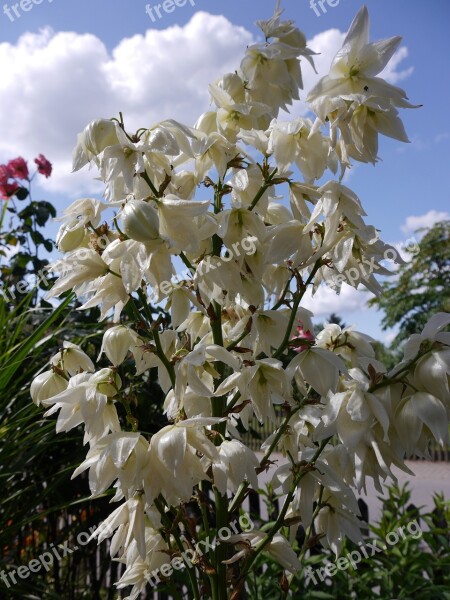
[383,331,397,345]
[380,46,414,84]
[435,132,450,143]
[401,210,450,235]
[0,12,253,196]
[301,283,371,318]
[303,29,346,92]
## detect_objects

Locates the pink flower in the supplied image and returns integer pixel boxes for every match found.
[7,157,29,180]
[34,154,52,178]
[0,181,19,201]
[0,164,17,199]
[291,322,315,353]
[0,164,12,185]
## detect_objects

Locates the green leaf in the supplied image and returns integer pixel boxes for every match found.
[43,239,53,252]
[30,230,45,246]
[0,293,74,391]
[15,186,29,200]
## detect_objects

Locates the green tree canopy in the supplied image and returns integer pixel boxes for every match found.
[370,220,450,347]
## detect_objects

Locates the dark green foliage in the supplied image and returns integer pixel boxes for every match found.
[247,484,450,599]
[0,183,168,597]
[370,220,450,348]
[0,294,169,599]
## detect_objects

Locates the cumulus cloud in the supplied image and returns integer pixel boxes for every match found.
[301,284,370,319]
[401,210,450,235]
[380,46,414,84]
[303,29,346,92]
[0,12,253,196]
[435,132,450,143]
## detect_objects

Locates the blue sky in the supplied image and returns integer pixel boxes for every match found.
[0,0,449,341]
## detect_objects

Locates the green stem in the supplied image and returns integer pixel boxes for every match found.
[198,481,210,536]
[272,262,322,359]
[272,291,302,359]
[153,328,176,387]
[198,481,217,598]
[237,438,331,585]
[228,403,303,514]
[212,183,223,258]
[298,485,324,564]
[223,389,240,413]
[208,202,229,598]
[209,299,229,599]
[141,170,160,198]
[369,348,433,393]
[154,498,201,600]
[271,276,294,311]
[27,184,38,260]
[126,296,144,323]
[280,486,325,596]
[226,317,252,351]
[113,217,128,239]
[136,289,154,323]
[249,167,278,211]
[214,488,229,600]
[136,290,176,387]
[180,251,195,274]
[0,201,8,232]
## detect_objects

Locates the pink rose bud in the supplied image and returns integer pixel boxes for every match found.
[34,154,52,178]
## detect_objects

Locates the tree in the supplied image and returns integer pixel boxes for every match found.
[370,220,450,347]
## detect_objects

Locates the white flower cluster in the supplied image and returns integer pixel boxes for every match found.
[31,5,449,599]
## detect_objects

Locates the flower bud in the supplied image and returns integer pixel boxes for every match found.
[88,119,119,152]
[99,326,138,366]
[31,370,68,406]
[220,73,246,102]
[194,111,218,135]
[51,341,95,376]
[90,368,122,396]
[56,220,88,252]
[171,170,197,199]
[121,199,160,242]
[73,119,120,171]
[414,350,450,403]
